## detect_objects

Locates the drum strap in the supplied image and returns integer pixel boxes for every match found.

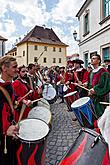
[0,86,14,113]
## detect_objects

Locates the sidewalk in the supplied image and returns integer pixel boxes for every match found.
[45,99,81,165]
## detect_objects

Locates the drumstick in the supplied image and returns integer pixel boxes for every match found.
[18,103,26,122]
[32,98,42,104]
[99,102,110,105]
[73,83,90,92]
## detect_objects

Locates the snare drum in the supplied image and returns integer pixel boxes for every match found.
[16,118,50,165]
[59,128,110,165]
[71,97,97,128]
[37,98,50,110]
[42,83,57,104]
[28,106,52,125]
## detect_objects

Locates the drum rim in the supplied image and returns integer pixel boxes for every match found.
[64,91,77,98]
[71,97,90,108]
[17,118,50,143]
[80,128,108,145]
[38,98,50,109]
[28,106,52,124]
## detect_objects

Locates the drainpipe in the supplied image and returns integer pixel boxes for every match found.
[27,41,28,65]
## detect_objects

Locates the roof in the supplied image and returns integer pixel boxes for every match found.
[0,35,8,41]
[5,47,17,55]
[76,0,92,18]
[17,25,68,47]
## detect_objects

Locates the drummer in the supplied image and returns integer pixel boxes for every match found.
[64,60,76,110]
[58,66,66,103]
[12,65,42,120]
[0,56,31,165]
[88,54,110,118]
[73,58,89,97]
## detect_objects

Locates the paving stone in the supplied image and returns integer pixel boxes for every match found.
[45,99,81,165]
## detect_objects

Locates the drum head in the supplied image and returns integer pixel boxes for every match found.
[43,85,56,100]
[64,91,77,98]
[28,106,52,124]
[17,119,50,142]
[38,98,50,110]
[71,97,90,108]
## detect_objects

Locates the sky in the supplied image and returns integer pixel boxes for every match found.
[0,0,85,56]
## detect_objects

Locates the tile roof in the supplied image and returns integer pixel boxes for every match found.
[17,25,68,47]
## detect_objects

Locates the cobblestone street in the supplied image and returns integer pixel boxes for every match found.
[45,99,81,165]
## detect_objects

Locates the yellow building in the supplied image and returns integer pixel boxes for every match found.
[14,25,68,67]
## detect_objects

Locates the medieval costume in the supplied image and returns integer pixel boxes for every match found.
[12,78,39,120]
[88,66,110,118]
[73,59,89,98]
[0,81,18,165]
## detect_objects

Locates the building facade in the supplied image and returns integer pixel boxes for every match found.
[76,0,110,67]
[11,25,68,67]
[0,35,7,57]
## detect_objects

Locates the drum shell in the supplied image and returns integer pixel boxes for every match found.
[16,118,50,165]
[59,128,110,165]
[71,97,97,128]
[16,137,47,165]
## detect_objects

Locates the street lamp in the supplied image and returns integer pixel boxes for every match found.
[73,30,80,42]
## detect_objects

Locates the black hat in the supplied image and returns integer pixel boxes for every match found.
[72,58,84,64]
[104,59,110,62]
[60,66,65,69]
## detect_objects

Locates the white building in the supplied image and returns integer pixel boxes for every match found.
[76,0,110,67]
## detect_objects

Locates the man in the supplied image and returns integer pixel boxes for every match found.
[12,65,39,120]
[73,58,89,97]
[88,54,110,118]
[104,59,110,73]
[0,56,32,165]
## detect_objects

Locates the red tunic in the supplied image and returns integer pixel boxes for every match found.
[64,71,77,107]
[12,79,39,120]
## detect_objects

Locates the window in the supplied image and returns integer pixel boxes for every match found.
[44,46,47,51]
[34,57,38,62]
[43,57,47,63]
[83,13,89,35]
[53,58,56,63]
[84,53,88,68]
[59,58,61,63]
[104,0,110,18]
[34,45,38,50]
[15,52,17,56]
[23,51,25,56]
[102,47,110,61]
[53,47,56,52]
[59,48,61,52]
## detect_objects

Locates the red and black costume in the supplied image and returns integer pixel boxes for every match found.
[12,78,39,120]
[0,81,18,165]
[74,67,89,97]
[64,70,77,110]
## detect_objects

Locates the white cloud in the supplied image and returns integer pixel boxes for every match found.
[51,0,84,22]
[0,0,85,55]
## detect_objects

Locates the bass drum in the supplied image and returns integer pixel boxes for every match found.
[59,128,110,165]
[42,83,57,104]
[37,98,50,110]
